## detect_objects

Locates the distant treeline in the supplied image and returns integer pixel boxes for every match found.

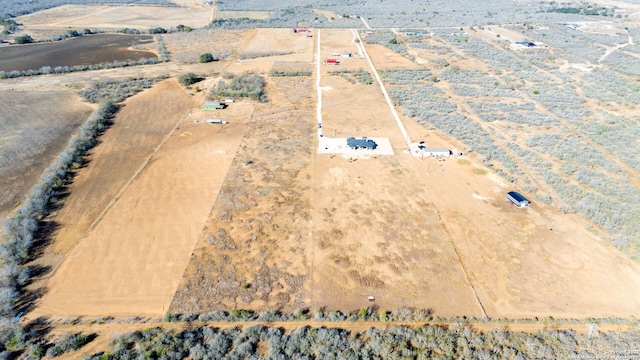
[0,57,159,79]
[0,0,176,18]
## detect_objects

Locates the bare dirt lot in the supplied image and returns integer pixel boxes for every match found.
[0,91,93,219]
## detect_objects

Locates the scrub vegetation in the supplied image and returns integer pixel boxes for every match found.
[79,76,169,103]
[380,23,640,258]
[83,324,639,359]
[210,72,267,102]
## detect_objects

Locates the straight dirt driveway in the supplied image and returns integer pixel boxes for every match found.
[29,80,250,318]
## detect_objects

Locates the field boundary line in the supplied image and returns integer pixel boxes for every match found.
[86,87,193,234]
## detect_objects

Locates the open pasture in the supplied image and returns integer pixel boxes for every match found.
[15,5,213,30]
[0,90,93,219]
[0,34,156,72]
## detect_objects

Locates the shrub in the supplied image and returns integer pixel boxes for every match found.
[148,27,167,34]
[178,72,202,86]
[199,53,215,63]
[176,24,192,32]
[14,34,33,44]
[45,333,91,358]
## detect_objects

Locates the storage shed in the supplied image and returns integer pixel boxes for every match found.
[422,148,451,157]
[506,191,530,207]
[202,101,225,110]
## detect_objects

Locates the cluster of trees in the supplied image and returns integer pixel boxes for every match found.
[209,6,359,29]
[269,70,312,77]
[210,72,267,102]
[13,34,33,44]
[0,18,18,35]
[79,76,168,103]
[329,69,373,85]
[0,57,158,79]
[81,324,640,359]
[155,35,169,62]
[365,30,412,59]
[0,102,119,358]
[178,72,203,86]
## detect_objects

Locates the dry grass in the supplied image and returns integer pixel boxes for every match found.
[0,91,93,219]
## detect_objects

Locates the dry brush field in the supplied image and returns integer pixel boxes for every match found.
[1,2,640,356]
[10,26,640,323]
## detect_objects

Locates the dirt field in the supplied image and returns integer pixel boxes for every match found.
[0,34,156,72]
[0,91,93,220]
[169,75,315,314]
[15,5,214,30]
[28,78,251,318]
[240,28,316,63]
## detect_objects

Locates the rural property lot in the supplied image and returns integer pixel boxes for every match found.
[8,23,640,322]
[30,79,252,317]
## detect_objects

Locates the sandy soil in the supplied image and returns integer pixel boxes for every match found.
[28,78,250,318]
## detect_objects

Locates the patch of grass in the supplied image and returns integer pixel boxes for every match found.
[457,159,471,165]
[472,167,488,175]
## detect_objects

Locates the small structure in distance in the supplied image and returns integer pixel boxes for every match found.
[512,41,544,48]
[202,101,226,111]
[292,28,310,33]
[347,136,377,150]
[325,58,339,65]
[410,141,457,157]
[206,119,228,124]
[506,191,531,208]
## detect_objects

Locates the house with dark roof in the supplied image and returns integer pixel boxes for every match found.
[347,137,377,150]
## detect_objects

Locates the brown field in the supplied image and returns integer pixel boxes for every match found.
[0,34,156,72]
[11,25,640,324]
[15,5,214,30]
[0,91,93,219]
[240,28,316,63]
[162,29,247,63]
[28,78,251,318]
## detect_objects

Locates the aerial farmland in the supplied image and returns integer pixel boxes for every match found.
[1,0,640,357]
